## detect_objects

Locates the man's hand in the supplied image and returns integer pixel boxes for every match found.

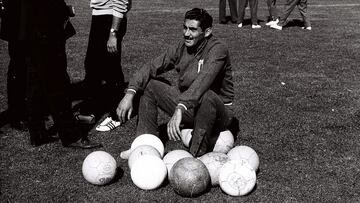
[116,93,134,124]
[107,34,118,54]
[167,107,182,141]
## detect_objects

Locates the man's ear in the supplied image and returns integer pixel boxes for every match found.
[204,27,212,37]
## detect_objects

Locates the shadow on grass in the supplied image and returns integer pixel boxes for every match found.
[284,19,305,28]
[109,166,124,185]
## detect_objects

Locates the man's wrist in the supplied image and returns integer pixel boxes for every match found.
[125,88,136,95]
[176,104,187,113]
[110,28,117,37]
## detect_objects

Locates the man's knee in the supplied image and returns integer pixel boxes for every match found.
[144,79,165,92]
[200,90,222,106]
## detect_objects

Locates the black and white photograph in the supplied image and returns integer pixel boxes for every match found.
[0,0,359,202]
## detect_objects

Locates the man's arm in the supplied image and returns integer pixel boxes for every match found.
[107,0,131,53]
[0,0,4,17]
[117,42,181,123]
[127,42,181,92]
[116,90,135,124]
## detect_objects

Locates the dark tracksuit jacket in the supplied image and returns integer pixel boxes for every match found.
[128,35,235,155]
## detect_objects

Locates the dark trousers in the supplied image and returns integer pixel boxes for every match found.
[27,39,82,146]
[266,0,278,20]
[7,40,28,123]
[278,0,311,27]
[219,0,238,23]
[136,80,233,157]
[81,15,127,119]
[238,0,259,24]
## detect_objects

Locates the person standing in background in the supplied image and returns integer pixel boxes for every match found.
[73,0,131,132]
[219,0,238,24]
[0,0,29,130]
[24,0,102,148]
[270,0,311,30]
[237,0,261,28]
[265,0,279,26]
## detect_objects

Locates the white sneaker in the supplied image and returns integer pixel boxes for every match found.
[252,24,261,29]
[270,24,282,30]
[302,26,312,30]
[265,19,279,26]
[238,23,243,28]
[95,117,121,132]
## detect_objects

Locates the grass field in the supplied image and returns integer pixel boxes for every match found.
[1,0,360,202]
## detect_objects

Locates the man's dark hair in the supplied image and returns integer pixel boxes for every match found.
[184,8,213,31]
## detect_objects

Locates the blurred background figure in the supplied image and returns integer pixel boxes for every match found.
[6,0,102,148]
[237,0,261,28]
[270,0,311,30]
[265,0,279,26]
[219,0,238,24]
[0,0,29,130]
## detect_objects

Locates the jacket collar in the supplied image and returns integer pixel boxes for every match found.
[186,34,213,57]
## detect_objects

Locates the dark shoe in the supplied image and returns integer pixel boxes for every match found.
[74,112,96,124]
[10,120,28,131]
[45,125,60,140]
[65,138,102,149]
[29,127,60,147]
[30,135,58,147]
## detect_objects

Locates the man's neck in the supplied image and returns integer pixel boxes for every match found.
[187,35,211,55]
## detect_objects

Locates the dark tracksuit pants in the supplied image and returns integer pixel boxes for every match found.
[278,0,311,27]
[266,0,278,21]
[219,0,238,23]
[81,15,127,120]
[27,38,83,146]
[238,0,259,25]
[7,40,28,123]
[136,79,233,157]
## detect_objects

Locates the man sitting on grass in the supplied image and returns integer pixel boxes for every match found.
[117,8,235,157]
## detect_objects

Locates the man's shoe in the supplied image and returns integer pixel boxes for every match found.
[74,112,96,124]
[10,120,28,131]
[302,26,312,30]
[265,19,279,26]
[237,23,243,28]
[270,24,282,30]
[30,135,58,147]
[252,24,261,29]
[65,138,102,149]
[95,117,121,132]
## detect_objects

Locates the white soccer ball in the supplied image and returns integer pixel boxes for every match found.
[198,152,230,186]
[180,129,193,147]
[128,145,161,170]
[227,145,260,171]
[82,151,117,185]
[163,149,193,178]
[131,155,167,190]
[213,130,234,154]
[131,134,165,157]
[181,129,234,154]
[219,160,256,196]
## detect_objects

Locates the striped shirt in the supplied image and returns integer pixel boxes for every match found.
[90,0,131,18]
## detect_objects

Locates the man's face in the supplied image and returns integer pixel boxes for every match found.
[183,19,205,48]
